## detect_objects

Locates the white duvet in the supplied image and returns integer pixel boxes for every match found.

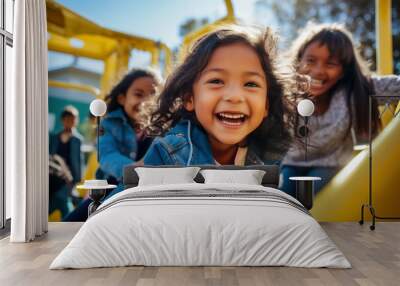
[50,183,351,269]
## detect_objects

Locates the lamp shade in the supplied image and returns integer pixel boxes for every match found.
[297,99,315,117]
[89,99,107,117]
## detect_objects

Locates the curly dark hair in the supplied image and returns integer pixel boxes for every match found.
[146,25,298,161]
[289,22,380,138]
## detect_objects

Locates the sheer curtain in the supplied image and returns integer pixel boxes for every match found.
[7,0,48,242]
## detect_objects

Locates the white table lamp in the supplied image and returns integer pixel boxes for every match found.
[79,99,115,216]
[297,99,315,161]
[89,99,107,162]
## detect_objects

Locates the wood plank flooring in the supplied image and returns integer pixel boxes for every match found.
[0,222,399,286]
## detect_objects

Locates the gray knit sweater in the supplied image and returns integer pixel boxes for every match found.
[282,75,400,167]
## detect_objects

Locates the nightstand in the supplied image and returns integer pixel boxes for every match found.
[289,176,321,210]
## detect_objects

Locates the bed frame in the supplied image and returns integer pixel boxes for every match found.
[123,165,280,189]
[122,164,314,210]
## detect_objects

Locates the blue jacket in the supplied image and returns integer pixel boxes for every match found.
[143,120,263,166]
[98,108,137,182]
[49,129,82,184]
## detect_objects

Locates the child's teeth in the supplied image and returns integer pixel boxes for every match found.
[311,79,323,85]
[219,113,245,119]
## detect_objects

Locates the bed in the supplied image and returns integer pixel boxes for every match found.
[50,165,350,269]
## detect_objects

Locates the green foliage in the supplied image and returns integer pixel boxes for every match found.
[179,17,210,38]
[256,0,400,74]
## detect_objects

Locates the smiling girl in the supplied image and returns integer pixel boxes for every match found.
[143,25,293,166]
[280,23,400,197]
[64,68,160,221]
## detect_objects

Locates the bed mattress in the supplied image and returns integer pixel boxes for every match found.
[50,183,350,269]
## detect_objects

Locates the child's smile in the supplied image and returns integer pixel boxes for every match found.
[185,42,268,150]
[215,112,248,127]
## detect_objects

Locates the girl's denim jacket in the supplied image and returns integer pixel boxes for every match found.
[98,108,137,182]
[143,120,263,166]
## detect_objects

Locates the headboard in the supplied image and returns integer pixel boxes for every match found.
[123,165,280,189]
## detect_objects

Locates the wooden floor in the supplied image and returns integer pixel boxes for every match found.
[0,222,399,286]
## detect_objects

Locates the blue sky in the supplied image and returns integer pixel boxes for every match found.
[49,0,278,73]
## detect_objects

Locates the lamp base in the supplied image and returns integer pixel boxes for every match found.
[359,203,400,231]
[77,180,117,216]
[359,204,376,230]
[88,188,107,216]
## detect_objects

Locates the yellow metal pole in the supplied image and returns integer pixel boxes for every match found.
[117,42,130,74]
[163,46,172,76]
[376,0,396,126]
[151,47,160,67]
[48,80,100,97]
[224,0,235,19]
[100,52,118,98]
[48,33,118,60]
[376,0,393,74]
[100,43,130,98]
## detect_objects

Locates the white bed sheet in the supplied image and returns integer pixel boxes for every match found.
[50,183,351,269]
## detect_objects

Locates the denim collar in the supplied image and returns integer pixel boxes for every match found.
[105,108,128,123]
[168,120,263,165]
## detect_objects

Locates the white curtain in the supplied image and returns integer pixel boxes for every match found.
[7,0,48,242]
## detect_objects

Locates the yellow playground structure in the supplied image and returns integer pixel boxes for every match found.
[46,0,173,204]
[46,0,172,99]
[47,0,399,222]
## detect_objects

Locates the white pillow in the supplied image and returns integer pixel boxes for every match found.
[200,169,266,185]
[135,167,201,186]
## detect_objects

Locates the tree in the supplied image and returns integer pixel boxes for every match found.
[179,17,210,38]
[255,0,400,74]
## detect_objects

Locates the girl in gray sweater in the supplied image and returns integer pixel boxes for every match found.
[280,23,400,197]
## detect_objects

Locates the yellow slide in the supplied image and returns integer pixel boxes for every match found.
[311,103,400,221]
